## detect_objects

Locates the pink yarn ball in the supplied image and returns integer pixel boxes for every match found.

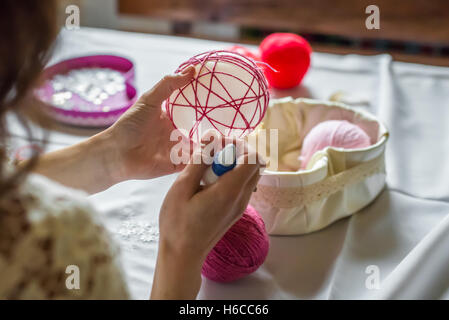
[300,120,371,169]
[201,205,270,283]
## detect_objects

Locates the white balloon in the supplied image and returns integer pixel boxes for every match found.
[166,51,269,140]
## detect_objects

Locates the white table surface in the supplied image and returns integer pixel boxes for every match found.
[8,27,449,299]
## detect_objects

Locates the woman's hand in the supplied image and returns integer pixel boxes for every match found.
[106,66,196,182]
[32,68,195,193]
[151,142,264,300]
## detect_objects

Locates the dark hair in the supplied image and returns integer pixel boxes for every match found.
[0,0,59,197]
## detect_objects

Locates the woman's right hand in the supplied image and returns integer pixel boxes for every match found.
[151,138,264,299]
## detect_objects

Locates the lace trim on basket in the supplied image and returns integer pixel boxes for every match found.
[252,155,385,209]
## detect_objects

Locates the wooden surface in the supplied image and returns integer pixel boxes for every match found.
[311,43,449,67]
[119,0,449,45]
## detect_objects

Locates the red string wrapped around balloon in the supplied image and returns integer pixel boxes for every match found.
[165,50,270,140]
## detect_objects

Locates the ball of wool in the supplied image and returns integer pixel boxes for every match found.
[201,205,270,283]
[300,120,371,169]
[260,33,312,89]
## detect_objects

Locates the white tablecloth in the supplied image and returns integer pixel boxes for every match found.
[8,27,449,299]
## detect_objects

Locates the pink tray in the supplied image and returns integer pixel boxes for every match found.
[35,55,138,127]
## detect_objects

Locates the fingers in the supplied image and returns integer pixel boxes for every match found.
[142,66,195,107]
[236,168,261,212]
[223,157,263,221]
[200,129,221,163]
[172,151,208,199]
[206,152,262,198]
[198,152,262,227]
[225,153,262,189]
[172,132,263,210]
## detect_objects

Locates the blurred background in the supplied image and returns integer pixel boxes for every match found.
[60,0,448,66]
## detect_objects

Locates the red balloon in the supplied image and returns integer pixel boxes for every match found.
[226,45,261,62]
[260,33,312,89]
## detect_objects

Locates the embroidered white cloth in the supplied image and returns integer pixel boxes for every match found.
[6,27,449,299]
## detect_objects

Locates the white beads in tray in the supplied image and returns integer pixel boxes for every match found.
[49,67,126,109]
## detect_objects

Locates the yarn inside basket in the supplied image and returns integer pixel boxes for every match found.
[300,120,371,169]
[202,205,270,283]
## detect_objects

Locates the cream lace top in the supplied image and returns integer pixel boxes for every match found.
[0,173,129,299]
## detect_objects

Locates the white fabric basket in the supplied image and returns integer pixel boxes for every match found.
[249,97,389,235]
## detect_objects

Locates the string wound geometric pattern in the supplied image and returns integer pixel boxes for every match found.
[166,50,270,141]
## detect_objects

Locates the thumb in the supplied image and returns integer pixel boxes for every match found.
[142,66,195,107]
[173,151,208,199]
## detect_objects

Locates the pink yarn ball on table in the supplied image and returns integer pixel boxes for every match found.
[202,205,270,283]
[300,120,371,169]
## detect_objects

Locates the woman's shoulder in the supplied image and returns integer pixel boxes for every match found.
[0,173,129,299]
[19,173,107,244]
[24,173,94,220]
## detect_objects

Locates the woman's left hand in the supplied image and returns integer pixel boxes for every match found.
[106,66,195,182]
[32,67,195,193]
